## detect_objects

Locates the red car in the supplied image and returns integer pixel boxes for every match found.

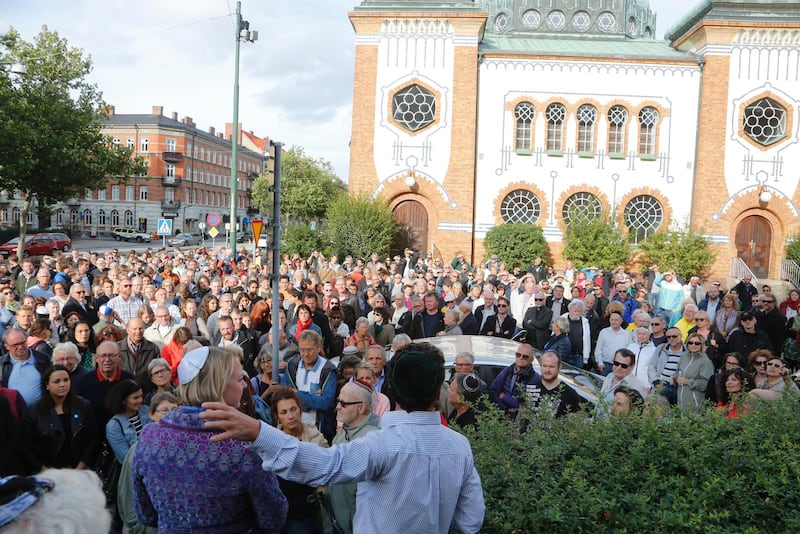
[41,232,72,252]
[0,235,59,258]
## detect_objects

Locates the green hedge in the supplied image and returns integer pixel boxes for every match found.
[464,397,800,532]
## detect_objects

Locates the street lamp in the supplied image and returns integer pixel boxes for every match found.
[229,0,258,252]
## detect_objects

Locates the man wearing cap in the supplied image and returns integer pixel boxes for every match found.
[327,380,380,534]
[201,341,485,533]
[727,311,774,357]
[92,305,119,336]
[61,283,97,327]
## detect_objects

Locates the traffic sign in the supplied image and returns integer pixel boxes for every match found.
[251,218,263,244]
[206,212,222,227]
[157,219,173,236]
[208,227,219,238]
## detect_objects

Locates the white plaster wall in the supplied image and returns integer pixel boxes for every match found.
[474,57,701,240]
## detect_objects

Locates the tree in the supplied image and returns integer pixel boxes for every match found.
[637,226,716,279]
[251,146,345,222]
[483,223,548,267]
[282,223,323,258]
[786,234,800,266]
[562,216,629,270]
[325,193,396,259]
[0,26,145,258]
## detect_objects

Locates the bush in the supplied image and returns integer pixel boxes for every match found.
[468,396,800,532]
[282,224,323,258]
[637,227,716,280]
[786,234,800,266]
[563,216,629,270]
[325,193,396,259]
[483,223,548,267]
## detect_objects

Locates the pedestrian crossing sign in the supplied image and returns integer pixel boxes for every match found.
[157,219,173,236]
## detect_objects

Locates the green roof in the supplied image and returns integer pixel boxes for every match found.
[354,0,481,12]
[666,0,800,42]
[480,35,696,62]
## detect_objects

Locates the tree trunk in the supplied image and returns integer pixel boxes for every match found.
[16,195,30,261]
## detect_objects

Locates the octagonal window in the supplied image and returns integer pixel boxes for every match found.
[392,84,436,133]
[743,97,787,146]
[501,189,541,224]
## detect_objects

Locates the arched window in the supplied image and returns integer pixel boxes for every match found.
[607,105,628,155]
[12,207,20,224]
[56,209,64,226]
[83,209,93,226]
[500,189,541,224]
[0,208,7,223]
[124,210,134,227]
[98,209,106,227]
[111,210,120,227]
[515,102,535,151]
[638,107,660,155]
[577,104,597,153]
[624,195,664,243]
[562,192,602,226]
[546,103,566,151]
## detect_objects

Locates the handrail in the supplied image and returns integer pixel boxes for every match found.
[730,257,757,283]
[780,259,800,289]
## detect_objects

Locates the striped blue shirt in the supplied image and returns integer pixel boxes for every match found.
[250,410,485,533]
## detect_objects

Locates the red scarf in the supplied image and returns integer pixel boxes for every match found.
[295,316,313,336]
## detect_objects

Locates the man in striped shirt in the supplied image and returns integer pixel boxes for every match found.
[648,327,685,405]
[201,342,485,533]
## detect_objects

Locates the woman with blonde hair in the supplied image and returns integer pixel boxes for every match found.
[132,347,287,531]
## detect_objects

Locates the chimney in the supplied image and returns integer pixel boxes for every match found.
[209,126,216,135]
[225,122,243,142]
[152,106,163,116]
[181,116,195,128]
[218,133,224,139]
[171,112,178,120]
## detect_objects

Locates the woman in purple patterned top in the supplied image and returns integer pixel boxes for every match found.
[132,347,287,532]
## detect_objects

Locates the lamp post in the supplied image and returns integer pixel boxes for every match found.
[229,0,258,253]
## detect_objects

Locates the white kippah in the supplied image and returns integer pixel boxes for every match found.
[178,347,210,385]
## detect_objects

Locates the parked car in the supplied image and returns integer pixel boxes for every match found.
[112,227,151,243]
[236,230,253,243]
[0,234,59,258]
[419,335,602,405]
[41,232,72,252]
[168,233,202,247]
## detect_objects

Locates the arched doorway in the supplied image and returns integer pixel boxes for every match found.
[392,200,428,255]
[735,215,772,279]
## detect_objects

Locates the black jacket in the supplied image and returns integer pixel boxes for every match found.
[409,310,444,339]
[481,314,517,338]
[19,395,97,472]
[61,297,97,327]
[522,306,553,350]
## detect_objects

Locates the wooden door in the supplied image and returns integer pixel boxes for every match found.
[735,215,771,278]
[392,200,428,255]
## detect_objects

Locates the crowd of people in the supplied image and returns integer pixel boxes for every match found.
[1,242,799,531]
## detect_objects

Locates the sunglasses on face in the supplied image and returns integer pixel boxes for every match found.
[754,360,767,366]
[515,352,532,360]
[612,360,630,369]
[687,341,703,346]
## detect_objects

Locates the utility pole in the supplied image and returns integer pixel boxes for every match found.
[270,141,282,383]
[229,0,258,253]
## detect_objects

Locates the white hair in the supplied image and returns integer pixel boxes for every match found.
[5,469,111,533]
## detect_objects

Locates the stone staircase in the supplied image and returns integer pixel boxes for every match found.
[723,278,797,304]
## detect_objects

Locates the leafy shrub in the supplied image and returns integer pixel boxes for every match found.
[563,216,629,270]
[637,227,716,280]
[282,224,323,259]
[786,234,800,266]
[468,396,800,532]
[483,223,548,267]
[325,193,396,259]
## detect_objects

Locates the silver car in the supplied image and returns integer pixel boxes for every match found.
[418,335,602,405]
[168,232,202,247]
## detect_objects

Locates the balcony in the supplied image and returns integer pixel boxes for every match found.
[162,151,183,162]
[65,198,81,207]
[161,200,182,210]
[162,176,182,187]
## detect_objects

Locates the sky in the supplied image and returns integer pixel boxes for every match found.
[4,0,699,182]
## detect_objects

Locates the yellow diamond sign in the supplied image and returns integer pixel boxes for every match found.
[208,227,219,238]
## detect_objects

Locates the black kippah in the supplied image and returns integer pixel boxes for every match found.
[390,350,441,401]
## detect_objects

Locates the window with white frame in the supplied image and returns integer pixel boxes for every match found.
[111,186,120,201]
[165,188,174,202]
[638,107,659,155]
[83,209,92,225]
[515,102,535,151]
[624,195,663,243]
[125,186,134,201]
[127,138,135,149]
[166,163,176,178]
[743,97,787,146]
[166,138,177,151]
[56,209,63,225]
[140,138,149,152]
[501,189,541,224]
[112,137,120,148]
[98,189,106,201]
[546,103,566,151]
[124,210,134,226]
[1,208,7,223]
[98,209,106,226]
[139,186,148,201]
[562,192,602,226]
[577,104,597,153]
[85,189,93,200]
[111,210,120,226]
[12,207,20,223]
[607,105,628,154]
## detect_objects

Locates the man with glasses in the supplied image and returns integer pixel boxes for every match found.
[481,296,516,339]
[732,275,759,313]
[649,327,686,404]
[144,305,179,348]
[457,300,479,335]
[0,328,51,404]
[25,269,55,300]
[489,343,539,420]
[119,318,161,386]
[52,342,86,380]
[107,277,144,327]
[727,310,774,357]
[62,282,97,327]
[280,330,337,443]
[754,293,787,351]
[597,348,647,419]
[328,380,379,534]
[207,293,235,339]
[522,291,553,350]
[74,340,134,428]
[650,317,668,346]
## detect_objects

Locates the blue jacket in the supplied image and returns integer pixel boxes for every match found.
[281,355,336,442]
[107,407,151,463]
[489,363,539,420]
[611,295,637,324]
[544,333,572,362]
